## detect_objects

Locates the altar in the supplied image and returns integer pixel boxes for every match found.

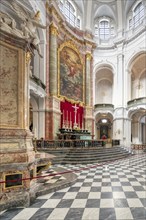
[57,128,94,140]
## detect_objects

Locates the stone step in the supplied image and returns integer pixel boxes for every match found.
[39,146,131,165]
[55,151,129,159]
[52,155,131,165]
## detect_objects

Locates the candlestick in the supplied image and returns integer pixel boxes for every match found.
[72,104,79,129]
[78,113,80,129]
[70,112,72,129]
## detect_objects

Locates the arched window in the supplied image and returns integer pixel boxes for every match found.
[133,2,144,28]
[128,1,144,29]
[99,20,110,40]
[59,0,81,29]
[95,18,115,40]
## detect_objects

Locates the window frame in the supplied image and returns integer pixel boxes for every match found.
[94,17,115,40]
[59,0,81,29]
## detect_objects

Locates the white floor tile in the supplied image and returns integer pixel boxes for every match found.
[115,208,133,219]
[92,182,102,187]
[113,192,126,198]
[101,186,112,192]
[136,191,146,198]
[63,192,78,199]
[47,208,69,220]
[122,186,134,191]
[88,192,101,199]
[41,199,60,208]
[127,198,143,207]
[71,199,87,208]
[111,182,121,186]
[12,208,39,220]
[130,181,141,186]
[79,187,91,192]
[37,192,54,199]
[82,208,100,220]
[100,199,114,208]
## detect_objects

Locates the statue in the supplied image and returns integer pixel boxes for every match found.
[5,0,46,58]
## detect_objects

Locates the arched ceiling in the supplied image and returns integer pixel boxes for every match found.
[95,65,113,83]
[73,0,137,31]
[131,53,146,78]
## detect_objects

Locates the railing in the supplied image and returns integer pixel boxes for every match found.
[94,103,114,111]
[131,144,146,150]
[34,139,104,149]
[127,97,146,108]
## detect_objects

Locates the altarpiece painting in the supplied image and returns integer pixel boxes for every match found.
[58,43,84,103]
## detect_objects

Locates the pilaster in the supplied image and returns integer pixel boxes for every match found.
[85,53,92,106]
[49,23,58,96]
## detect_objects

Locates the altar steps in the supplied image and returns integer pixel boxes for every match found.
[40,146,131,165]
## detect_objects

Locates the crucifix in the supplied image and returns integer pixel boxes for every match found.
[72,104,79,129]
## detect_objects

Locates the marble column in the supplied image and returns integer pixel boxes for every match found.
[49,23,58,96]
[116,53,124,107]
[85,53,92,106]
[45,23,61,140]
[84,53,94,135]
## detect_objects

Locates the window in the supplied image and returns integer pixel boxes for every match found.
[133,2,144,28]
[128,1,144,29]
[95,18,115,40]
[99,21,110,40]
[59,0,81,29]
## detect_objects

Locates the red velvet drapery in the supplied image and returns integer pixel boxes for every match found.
[60,100,84,129]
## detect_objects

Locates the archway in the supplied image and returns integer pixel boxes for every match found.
[130,109,146,144]
[128,52,146,100]
[140,115,146,144]
[95,112,113,143]
[94,65,114,105]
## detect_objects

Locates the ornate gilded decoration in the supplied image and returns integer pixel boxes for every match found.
[50,23,59,36]
[34,11,41,20]
[25,51,31,64]
[58,41,85,104]
[86,53,92,60]
[58,95,84,106]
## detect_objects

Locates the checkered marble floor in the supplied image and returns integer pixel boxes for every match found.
[38,169,66,184]
[1,154,146,220]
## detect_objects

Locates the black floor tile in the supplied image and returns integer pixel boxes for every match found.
[29,208,53,220]
[64,208,84,220]
[114,199,129,207]
[56,199,74,208]
[86,199,100,208]
[130,207,146,220]
[99,208,116,220]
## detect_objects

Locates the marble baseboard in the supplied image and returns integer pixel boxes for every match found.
[0,191,30,211]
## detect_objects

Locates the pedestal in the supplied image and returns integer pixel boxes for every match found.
[0,31,52,211]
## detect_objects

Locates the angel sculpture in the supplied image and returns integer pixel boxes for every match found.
[7,0,46,58]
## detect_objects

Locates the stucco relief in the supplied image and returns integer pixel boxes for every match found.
[0,44,18,126]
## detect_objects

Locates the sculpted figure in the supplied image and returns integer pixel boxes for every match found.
[6,0,46,58]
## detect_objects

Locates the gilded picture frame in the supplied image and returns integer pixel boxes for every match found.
[58,41,85,104]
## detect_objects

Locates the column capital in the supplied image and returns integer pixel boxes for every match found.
[49,23,59,36]
[86,52,92,61]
